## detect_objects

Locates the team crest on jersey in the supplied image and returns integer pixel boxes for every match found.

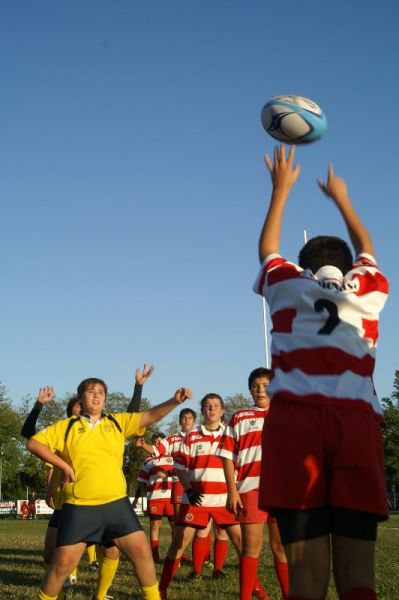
[78,427,85,433]
[103,425,113,432]
[197,444,203,452]
[166,457,173,464]
[248,419,258,429]
[150,506,158,513]
[185,512,194,521]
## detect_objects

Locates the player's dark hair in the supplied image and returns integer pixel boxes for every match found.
[298,236,353,275]
[248,368,272,390]
[151,431,166,442]
[200,393,224,413]
[77,378,108,400]
[179,408,197,424]
[66,396,81,418]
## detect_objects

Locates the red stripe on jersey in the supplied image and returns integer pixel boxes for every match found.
[271,308,297,333]
[257,257,286,293]
[273,347,375,377]
[362,318,379,345]
[267,263,302,286]
[353,270,389,297]
[237,461,261,482]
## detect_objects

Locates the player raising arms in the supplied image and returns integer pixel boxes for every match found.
[218,367,289,600]
[254,145,388,600]
[27,376,191,600]
[159,393,242,599]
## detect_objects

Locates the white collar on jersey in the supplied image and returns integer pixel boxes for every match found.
[314,265,344,286]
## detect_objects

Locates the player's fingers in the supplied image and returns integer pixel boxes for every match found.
[287,144,296,166]
[273,146,279,165]
[264,154,273,174]
[279,143,286,164]
[148,365,155,376]
[317,177,326,193]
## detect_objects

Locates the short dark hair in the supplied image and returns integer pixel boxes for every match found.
[179,408,197,424]
[66,396,81,418]
[298,236,353,275]
[200,393,224,413]
[77,378,108,400]
[248,368,272,390]
[151,431,166,443]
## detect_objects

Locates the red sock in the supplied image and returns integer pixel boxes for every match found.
[159,557,180,592]
[205,534,212,562]
[192,536,208,574]
[150,540,160,560]
[274,560,289,598]
[340,589,377,600]
[214,539,229,571]
[240,556,258,600]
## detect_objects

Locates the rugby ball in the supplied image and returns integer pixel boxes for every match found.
[261,95,327,144]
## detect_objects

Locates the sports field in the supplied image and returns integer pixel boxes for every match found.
[0,517,398,599]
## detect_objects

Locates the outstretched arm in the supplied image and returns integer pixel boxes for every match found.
[21,387,55,439]
[318,164,374,256]
[259,145,300,263]
[127,364,155,413]
[139,388,192,429]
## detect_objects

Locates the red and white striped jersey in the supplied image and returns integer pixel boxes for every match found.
[253,253,389,416]
[153,432,184,458]
[174,424,227,507]
[217,407,267,493]
[152,432,186,482]
[137,454,174,502]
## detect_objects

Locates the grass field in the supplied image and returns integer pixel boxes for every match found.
[0,516,398,599]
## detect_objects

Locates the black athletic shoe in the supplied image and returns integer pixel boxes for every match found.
[212,569,226,579]
[186,571,202,581]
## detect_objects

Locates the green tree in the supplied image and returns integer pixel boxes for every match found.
[382,371,399,501]
[223,393,252,423]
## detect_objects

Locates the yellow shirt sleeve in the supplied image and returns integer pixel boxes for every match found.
[32,420,66,453]
[111,411,146,439]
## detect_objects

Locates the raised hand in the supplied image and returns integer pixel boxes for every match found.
[318,163,349,204]
[264,144,300,193]
[37,386,55,405]
[174,388,193,404]
[135,364,155,386]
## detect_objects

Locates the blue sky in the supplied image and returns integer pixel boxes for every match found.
[2,0,398,418]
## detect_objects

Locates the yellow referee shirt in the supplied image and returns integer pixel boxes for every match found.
[33,412,145,506]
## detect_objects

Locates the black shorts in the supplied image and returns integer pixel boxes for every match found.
[48,508,61,528]
[56,497,143,547]
[272,506,380,544]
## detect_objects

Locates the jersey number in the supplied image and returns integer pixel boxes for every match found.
[314,299,340,334]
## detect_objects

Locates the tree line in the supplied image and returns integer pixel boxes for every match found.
[0,374,398,505]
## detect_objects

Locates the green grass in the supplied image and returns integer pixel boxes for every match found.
[0,516,398,599]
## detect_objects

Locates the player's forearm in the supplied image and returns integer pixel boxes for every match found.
[127,383,143,413]
[176,468,191,491]
[140,397,182,428]
[21,402,43,439]
[222,457,237,494]
[335,196,374,256]
[259,189,289,262]
[26,439,68,472]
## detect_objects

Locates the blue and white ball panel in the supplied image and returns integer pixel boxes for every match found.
[261,95,327,144]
